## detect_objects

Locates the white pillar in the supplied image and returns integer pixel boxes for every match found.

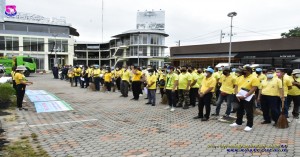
[44,53,49,71]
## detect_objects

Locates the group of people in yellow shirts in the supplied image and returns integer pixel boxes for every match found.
[63,64,300,132]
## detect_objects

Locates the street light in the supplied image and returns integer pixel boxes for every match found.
[227,12,237,67]
[52,33,58,66]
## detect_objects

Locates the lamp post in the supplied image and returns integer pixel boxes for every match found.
[52,33,58,66]
[227,12,237,67]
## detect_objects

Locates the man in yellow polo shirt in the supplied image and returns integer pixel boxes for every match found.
[104,68,112,92]
[73,65,82,87]
[131,66,142,100]
[230,66,260,132]
[92,65,101,91]
[178,66,192,109]
[288,69,300,119]
[194,67,216,121]
[257,69,283,126]
[276,68,292,119]
[120,66,130,97]
[189,67,200,107]
[212,68,236,118]
[145,69,157,106]
[164,66,178,112]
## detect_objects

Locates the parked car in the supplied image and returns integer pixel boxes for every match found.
[0,64,5,73]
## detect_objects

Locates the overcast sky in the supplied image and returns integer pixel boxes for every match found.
[6,0,300,52]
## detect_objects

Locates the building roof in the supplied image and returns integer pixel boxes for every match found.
[113,29,169,38]
[75,41,109,45]
[170,38,300,56]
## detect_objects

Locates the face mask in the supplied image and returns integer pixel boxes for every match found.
[267,74,274,79]
[296,74,300,78]
[203,73,208,77]
[276,72,282,77]
[166,69,170,73]
[149,72,153,76]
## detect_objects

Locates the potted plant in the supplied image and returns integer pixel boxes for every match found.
[0,83,15,109]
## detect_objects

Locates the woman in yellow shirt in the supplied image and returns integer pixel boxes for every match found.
[14,66,33,110]
[146,69,157,106]
[104,68,112,92]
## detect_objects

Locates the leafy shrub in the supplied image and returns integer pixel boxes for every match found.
[0,83,15,103]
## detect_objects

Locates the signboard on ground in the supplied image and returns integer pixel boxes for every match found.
[27,94,58,102]
[26,90,48,95]
[34,101,73,113]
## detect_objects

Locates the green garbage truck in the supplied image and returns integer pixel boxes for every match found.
[0,56,36,77]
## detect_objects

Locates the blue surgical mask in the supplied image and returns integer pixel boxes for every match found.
[167,69,170,73]
[267,74,273,79]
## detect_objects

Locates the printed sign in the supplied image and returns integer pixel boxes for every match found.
[28,94,58,102]
[26,90,48,95]
[5,5,17,17]
[34,101,73,113]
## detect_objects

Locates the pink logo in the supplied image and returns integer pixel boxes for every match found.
[5,5,17,17]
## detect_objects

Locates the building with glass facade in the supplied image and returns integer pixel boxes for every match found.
[0,1,79,71]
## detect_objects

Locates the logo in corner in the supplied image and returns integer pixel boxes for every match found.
[5,5,17,17]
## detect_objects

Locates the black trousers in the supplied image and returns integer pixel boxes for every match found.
[190,88,199,107]
[121,80,129,97]
[160,88,165,98]
[94,77,100,91]
[198,92,213,119]
[105,82,112,91]
[132,81,141,100]
[290,95,300,117]
[85,77,90,88]
[16,84,26,108]
[166,89,176,107]
[74,76,80,86]
[116,77,121,90]
[261,95,281,123]
[236,98,254,127]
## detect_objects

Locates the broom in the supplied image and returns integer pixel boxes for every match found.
[276,77,289,129]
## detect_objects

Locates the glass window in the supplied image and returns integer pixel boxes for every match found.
[23,57,33,63]
[150,47,159,56]
[12,37,19,51]
[23,37,31,51]
[48,39,68,52]
[30,38,38,51]
[5,23,27,31]
[23,37,44,52]
[0,24,3,30]
[5,36,12,51]
[0,36,5,50]
[28,25,49,33]
[37,38,44,51]
[139,46,147,56]
[62,40,68,52]
[150,61,159,67]
[49,27,69,34]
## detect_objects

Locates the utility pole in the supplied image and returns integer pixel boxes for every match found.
[176,40,181,46]
[220,30,225,43]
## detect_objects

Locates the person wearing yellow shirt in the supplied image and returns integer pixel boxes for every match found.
[145,69,157,106]
[212,68,236,117]
[67,66,75,87]
[11,66,17,91]
[230,66,260,132]
[257,69,284,125]
[288,69,300,119]
[178,66,192,109]
[158,69,166,99]
[189,67,200,107]
[275,69,292,119]
[120,66,130,97]
[92,66,101,91]
[14,66,33,110]
[104,68,112,92]
[194,67,216,121]
[254,68,266,110]
[131,66,142,100]
[73,65,82,87]
[164,66,179,111]
[115,67,122,91]
[213,67,221,100]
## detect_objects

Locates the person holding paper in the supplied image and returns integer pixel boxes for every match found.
[194,68,216,121]
[257,69,284,126]
[230,66,259,132]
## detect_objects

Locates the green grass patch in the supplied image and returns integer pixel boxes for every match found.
[1,139,49,157]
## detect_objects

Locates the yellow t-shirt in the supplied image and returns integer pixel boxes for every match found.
[200,76,217,93]
[147,74,157,89]
[104,73,112,82]
[166,73,179,90]
[93,69,101,77]
[197,73,204,86]
[14,72,25,85]
[288,76,300,96]
[132,70,142,81]
[11,71,15,80]
[258,74,267,83]
[219,75,236,94]
[281,75,292,97]
[260,78,282,96]
[191,72,200,88]
[236,74,260,92]
[121,69,130,82]
[212,72,221,80]
[116,70,123,78]
[178,72,192,90]
[74,68,82,76]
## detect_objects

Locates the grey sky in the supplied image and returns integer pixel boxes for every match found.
[7,0,300,51]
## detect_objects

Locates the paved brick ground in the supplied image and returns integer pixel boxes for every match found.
[5,74,300,157]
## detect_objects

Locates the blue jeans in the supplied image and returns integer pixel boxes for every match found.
[215,93,233,115]
[147,89,156,105]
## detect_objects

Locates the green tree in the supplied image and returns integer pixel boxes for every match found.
[281,27,300,38]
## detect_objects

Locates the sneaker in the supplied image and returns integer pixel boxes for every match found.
[287,118,291,123]
[229,123,242,127]
[145,102,152,105]
[164,106,170,110]
[223,114,230,118]
[244,126,252,132]
[170,108,175,112]
[23,100,27,103]
[211,113,219,116]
